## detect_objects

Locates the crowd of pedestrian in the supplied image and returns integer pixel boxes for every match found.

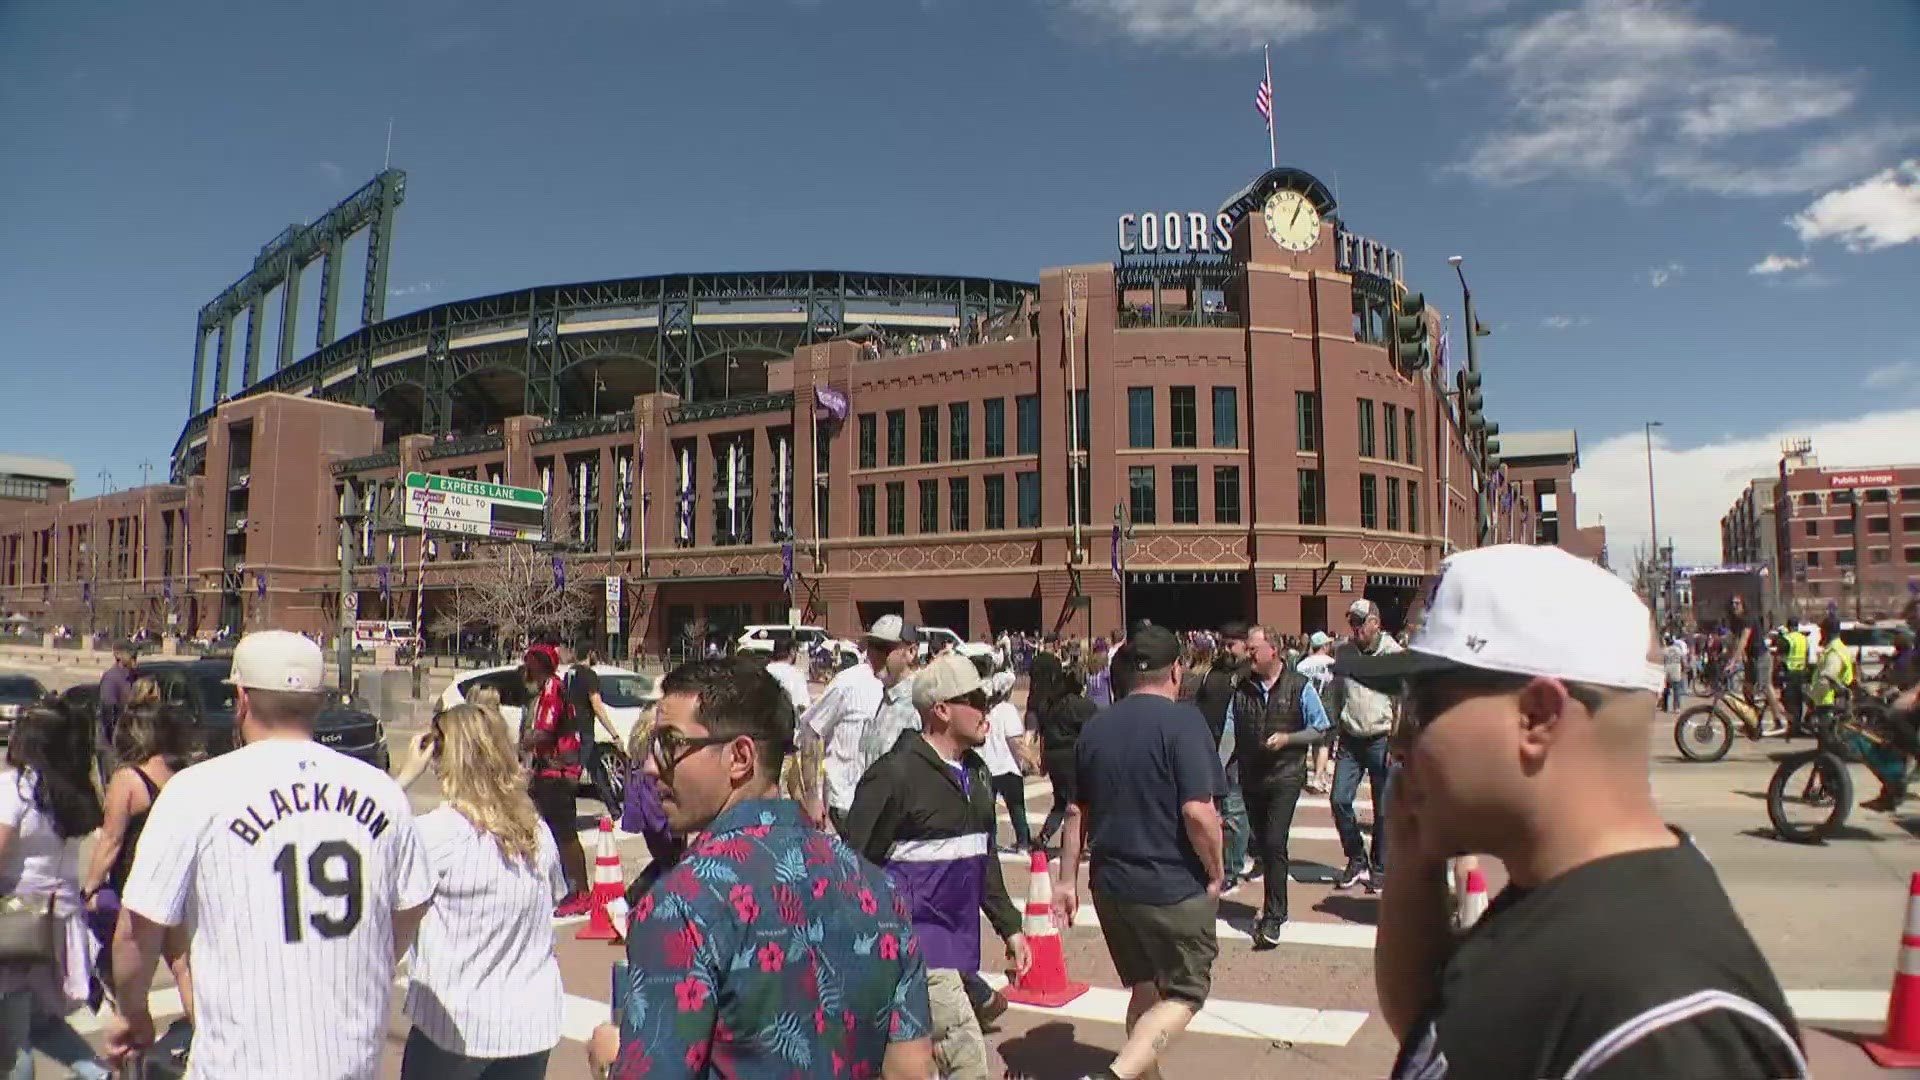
[0,544,1829,1079]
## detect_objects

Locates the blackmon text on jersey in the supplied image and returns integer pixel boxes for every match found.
[227,782,394,846]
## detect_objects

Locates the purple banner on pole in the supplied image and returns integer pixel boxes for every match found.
[257,573,267,599]
[781,542,794,591]
[813,384,849,422]
[553,555,565,591]
[1111,524,1122,584]
[378,564,391,603]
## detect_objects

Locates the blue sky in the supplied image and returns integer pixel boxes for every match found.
[3,0,1918,564]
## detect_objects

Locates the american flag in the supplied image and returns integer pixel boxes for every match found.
[1255,77,1272,124]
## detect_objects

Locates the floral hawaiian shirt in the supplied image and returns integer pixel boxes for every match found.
[612,798,933,1079]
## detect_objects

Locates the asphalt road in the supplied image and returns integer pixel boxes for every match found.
[10,655,1915,1077]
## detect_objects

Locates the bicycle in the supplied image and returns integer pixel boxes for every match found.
[1765,689,1902,844]
[1672,669,1791,762]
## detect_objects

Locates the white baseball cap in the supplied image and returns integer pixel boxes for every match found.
[1347,599,1378,620]
[864,614,919,645]
[911,652,986,711]
[226,630,327,693]
[1335,544,1665,694]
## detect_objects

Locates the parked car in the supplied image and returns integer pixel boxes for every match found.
[732,624,832,657]
[134,659,391,771]
[0,675,49,741]
[436,664,658,812]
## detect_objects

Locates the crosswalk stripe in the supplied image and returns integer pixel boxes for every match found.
[974,972,1368,1045]
[1062,902,1378,948]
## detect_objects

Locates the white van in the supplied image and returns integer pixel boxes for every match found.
[1839,621,1900,681]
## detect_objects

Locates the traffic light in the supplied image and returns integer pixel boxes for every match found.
[1485,422,1502,460]
[1394,292,1431,372]
[1458,369,1485,430]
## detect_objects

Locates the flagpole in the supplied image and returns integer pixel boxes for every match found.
[1265,44,1277,168]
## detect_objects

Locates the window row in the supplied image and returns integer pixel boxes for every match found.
[856,473,1043,536]
[1804,515,1920,537]
[1122,465,1244,525]
[1125,387,1240,450]
[1355,398,1419,465]
[857,396,1042,469]
[1800,547,1920,567]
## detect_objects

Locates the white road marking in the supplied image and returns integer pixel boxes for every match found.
[976,972,1368,1045]
[1061,904,1377,948]
[1785,988,1889,1023]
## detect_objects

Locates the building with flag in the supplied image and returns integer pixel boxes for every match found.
[2,166,1604,647]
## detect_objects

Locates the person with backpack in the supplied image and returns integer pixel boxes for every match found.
[520,644,593,917]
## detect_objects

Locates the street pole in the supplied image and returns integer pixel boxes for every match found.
[1113,504,1129,632]
[1448,257,1488,545]
[336,480,361,694]
[1645,420,1663,623]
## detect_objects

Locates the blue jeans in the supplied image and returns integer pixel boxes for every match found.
[0,992,110,1080]
[1332,735,1391,875]
[1219,783,1249,880]
[399,1028,550,1080]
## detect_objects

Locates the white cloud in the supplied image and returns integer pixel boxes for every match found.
[1788,159,1920,252]
[1054,0,1336,48]
[386,281,441,299]
[1863,361,1920,390]
[1541,314,1588,329]
[1578,407,1920,569]
[1644,262,1683,287]
[317,161,343,182]
[1748,253,1809,275]
[1457,0,1914,196]
[1411,0,1515,20]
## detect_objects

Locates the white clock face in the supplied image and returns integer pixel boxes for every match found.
[1263,189,1322,253]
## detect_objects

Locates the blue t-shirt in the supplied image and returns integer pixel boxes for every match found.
[1074,692,1226,904]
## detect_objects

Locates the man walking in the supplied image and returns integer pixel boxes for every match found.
[1194,623,1251,887]
[105,631,435,1078]
[798,615,918,834]
[522,643,593,915]
[1341,545,1805,1078]
[97,641,137,778]
[842,652,1030,1080]
[591,658,934,1079]
[1054,626,1224,1080]
[1326,599,1398,893]
[1228,625,1330,948]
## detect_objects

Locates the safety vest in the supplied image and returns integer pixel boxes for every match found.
[1813,642,1855,708]
[1784,630,1810,673]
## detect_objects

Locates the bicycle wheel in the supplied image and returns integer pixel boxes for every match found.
[1766,751,1853,843]
[1674,704,1734,762]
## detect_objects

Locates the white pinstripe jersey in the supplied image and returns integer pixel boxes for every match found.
[121,738,434,1080]
[403,807,567,1058]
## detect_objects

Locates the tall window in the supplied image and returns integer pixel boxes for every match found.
[919,405,939,464]
[1215,466,1241,524]
[1129,466,1157,525]
[1171,466,1199,523]
[1074,463,1091,526]
[1404,407,1418,466]
[1128,387,1155,448]
[885,481,905,535]
[1383,407,1399,462]
[1169,387,1197,448]
[1016,472,1040,528]
[1386,476,1401,531]
[919,479,939,533]
[885,410,905,467]
[1212,387,1239,449]
[1408,480,1420,534]
[1074,389,1090,452]
[983,398,1005,458]
[857,485,876,536]
[949,477,970,531]
[1360,474,1378,530]
[1357,399,1376,457]
[857,413,877,469]
[1016,394,1040,455]
[1298,469,1323,525]
[1296,392,1318,452]
[949,402,971,461]
[984,474,1007,530]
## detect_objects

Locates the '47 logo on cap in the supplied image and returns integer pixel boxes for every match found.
[1465,635,1488,652]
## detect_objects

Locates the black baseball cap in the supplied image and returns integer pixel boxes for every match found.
[1117,625,1183,672]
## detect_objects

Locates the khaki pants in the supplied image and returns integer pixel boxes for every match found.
[926,968,989,1080]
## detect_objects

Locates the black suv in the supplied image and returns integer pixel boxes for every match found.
[135,659,391,771]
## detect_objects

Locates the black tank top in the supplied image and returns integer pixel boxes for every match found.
[108,767,161,895]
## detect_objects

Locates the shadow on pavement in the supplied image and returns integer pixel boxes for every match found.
[1288,860,1340,885]
[1313,893,1380,925]
[998,1021,1115,1080]
[1739,826,1887,845]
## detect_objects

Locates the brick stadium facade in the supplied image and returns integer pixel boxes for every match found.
[1,168,1602,651]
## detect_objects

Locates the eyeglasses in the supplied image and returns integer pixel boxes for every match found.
[646,728,737,776]
[945,690,989,713]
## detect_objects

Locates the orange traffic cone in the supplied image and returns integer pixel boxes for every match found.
[1003,850,1089,1008]
[577,817,627,943]
[1458,868,1488,930]
[1866,872,1920,1067]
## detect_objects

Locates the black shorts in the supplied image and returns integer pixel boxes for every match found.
[1091,890,1220,1006]
[529,775,581,841]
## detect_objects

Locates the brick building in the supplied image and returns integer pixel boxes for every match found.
[3,168,1606,651]
[1768,444,1920,620]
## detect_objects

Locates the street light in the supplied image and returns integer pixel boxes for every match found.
[1644,420,1664,621]
[1447,257,1494,544]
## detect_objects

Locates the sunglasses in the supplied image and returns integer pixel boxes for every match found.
[945,690,990,713]
[645,728,738,776]
[1399,673,1534,740]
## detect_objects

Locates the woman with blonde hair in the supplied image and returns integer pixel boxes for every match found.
[398,703,565,1079]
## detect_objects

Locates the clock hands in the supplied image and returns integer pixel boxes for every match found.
[1290,200,1302,228]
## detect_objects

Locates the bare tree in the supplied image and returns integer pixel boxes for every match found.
[433,502,598,649]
